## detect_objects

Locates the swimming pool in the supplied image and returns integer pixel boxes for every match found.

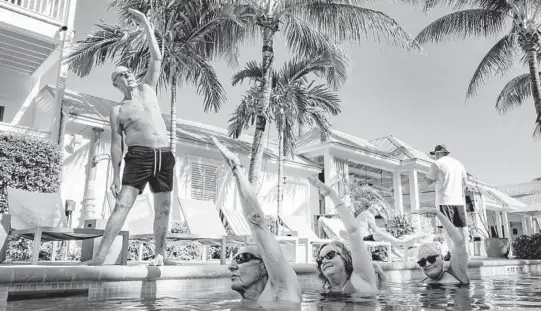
[7,264,541,310]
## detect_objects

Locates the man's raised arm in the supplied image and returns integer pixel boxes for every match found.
[128,8,162,88]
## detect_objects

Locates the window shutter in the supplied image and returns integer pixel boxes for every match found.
[191,162,218,202]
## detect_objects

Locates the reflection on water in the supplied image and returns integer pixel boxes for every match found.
[7,265,541,311]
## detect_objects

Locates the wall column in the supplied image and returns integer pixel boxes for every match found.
[323,150,337,214]
[393,171,404,214]
[495,211,503,238]
[82,127,104,220]
[502,211,512,257]
[521,215,529,235]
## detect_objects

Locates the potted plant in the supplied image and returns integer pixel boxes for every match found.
[467,192,509,258]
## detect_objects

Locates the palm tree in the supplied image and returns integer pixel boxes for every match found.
[227,0,423,187]
[228,53,344,220]
[416,0,541,137]
[65,0,248,154]
[347,179,392,220]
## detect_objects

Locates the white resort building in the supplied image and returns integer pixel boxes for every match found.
[0,0,539,262]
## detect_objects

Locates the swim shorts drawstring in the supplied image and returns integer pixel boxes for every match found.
[152,149,163,177]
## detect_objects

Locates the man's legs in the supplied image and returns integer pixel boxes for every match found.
[149,191,173,266]
[81,186,139,265]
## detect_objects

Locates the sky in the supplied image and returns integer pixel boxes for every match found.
[42,0,541,186]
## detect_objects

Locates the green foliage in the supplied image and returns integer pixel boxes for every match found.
[385,213,416,239]
[6,239,81,262]
[127,221,239,262]
[0,131,62,212]
[512,233,541,259]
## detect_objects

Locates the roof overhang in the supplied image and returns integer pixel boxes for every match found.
[67,113,321,173]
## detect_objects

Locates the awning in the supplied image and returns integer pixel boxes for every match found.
[508,203,541,217]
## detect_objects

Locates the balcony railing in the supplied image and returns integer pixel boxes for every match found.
[1,0,70,23]
[0,122,50,139]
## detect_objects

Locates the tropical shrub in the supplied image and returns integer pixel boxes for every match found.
[0,131,63,261]
[385,213,416,238]
[128,221,240,261]
[512,233,541,259]
[0,131,62,212]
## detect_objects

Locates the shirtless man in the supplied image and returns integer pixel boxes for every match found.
[82,8,174,266]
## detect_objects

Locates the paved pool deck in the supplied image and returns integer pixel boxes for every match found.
[0,258,540,285]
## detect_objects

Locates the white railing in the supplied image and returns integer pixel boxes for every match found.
[0,122,50,139]
[1,0,70,23]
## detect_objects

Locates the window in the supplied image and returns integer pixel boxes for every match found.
[0,106,4,122]
[190,162,218,202]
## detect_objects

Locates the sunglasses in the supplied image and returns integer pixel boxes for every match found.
[417,255,439,267]
[114,69,133,81]
[316,250,341,266]
[233,252,262,265]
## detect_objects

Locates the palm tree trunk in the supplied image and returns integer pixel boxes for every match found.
[276,111,284,235]
[248,27,275,187]
[170,72,177,155]
[526,48,541,136]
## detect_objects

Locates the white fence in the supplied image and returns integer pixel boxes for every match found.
[2,0,70,22]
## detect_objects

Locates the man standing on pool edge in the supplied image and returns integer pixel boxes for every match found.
[425,144,470,257]
[81,8,175,266]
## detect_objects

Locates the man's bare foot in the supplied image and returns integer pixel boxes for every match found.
[79,258,105,266]
[148,254,177,266]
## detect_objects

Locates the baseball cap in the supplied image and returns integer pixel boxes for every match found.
[111,66,129,83]
[429,144,450,155]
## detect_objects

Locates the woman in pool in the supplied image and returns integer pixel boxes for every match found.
[212,137,301,303]
[413,207,470,285]
[308,176,383,294]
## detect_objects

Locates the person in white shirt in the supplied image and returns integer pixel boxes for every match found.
[425,144,469,256]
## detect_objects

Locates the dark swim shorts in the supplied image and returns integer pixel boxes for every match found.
[439,205,467,228]
[122,146,176,194]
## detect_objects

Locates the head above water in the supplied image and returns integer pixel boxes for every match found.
[417,243,445,280]
[111,66,137,92]
[228,245,268,297]
[316,241,353,288]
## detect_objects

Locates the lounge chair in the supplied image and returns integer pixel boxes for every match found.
[0,187,129,265]
[127,196,246,265]
[318,217,392,262]
[220,206,301,263]
[278,214,333,263]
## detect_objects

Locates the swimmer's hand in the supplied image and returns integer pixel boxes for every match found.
[307,175,336,197]
[128,8,148,24]
[110,178,121,198]
[412,207,438,217]
[212,137,241,169]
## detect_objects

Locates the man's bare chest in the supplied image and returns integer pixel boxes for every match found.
[118,96,160,128]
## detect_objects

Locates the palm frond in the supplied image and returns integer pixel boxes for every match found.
[286,2,422,52]
[422,0,511,11]
[495,72,532,114]
[415,9,508,44]
[228,88,259,138]
[232,61,265,86]
[278,51,349,90]
[466,34,520,99]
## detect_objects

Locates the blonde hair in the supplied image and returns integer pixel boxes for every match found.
[418,242,443,259]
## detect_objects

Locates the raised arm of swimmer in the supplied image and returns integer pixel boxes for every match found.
[212,137,301,302]
[307,176,377,292]
[128,8,161,88]
[414,206,469,284]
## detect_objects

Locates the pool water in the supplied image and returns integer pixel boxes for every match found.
[8,265,541,311]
